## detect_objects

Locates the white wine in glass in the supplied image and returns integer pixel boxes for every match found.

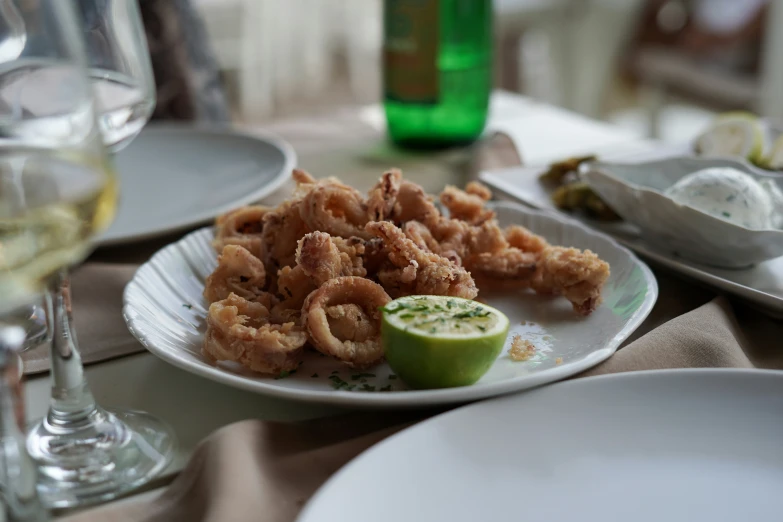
[0,148,116,310]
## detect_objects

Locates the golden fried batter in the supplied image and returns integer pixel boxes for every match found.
[213,206,269,259]
[533,246,610,315]
[204,245,275,306]
[439,185,495,224]
[366,169,402,221]
[302,277,391,368]
[204,293,306,374]
[367,221,478,299]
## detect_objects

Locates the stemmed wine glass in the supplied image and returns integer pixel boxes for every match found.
[9,0,175,509]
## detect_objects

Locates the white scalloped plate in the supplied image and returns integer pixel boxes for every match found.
[122,202,658,408]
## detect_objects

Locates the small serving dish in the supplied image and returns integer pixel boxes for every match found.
[582,156,783,268]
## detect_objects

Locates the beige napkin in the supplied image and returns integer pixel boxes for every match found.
[64,288,783,522]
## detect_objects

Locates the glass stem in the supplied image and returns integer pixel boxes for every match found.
[0,326,49,521]
[46,269,100,428]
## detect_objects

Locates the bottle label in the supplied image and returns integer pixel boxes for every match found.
[384,0,439,104]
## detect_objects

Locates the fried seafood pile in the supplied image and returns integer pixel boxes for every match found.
[202,169,610,375]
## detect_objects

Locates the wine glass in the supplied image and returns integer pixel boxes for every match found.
[9,0,156,355]
[3,0,175,509]
[78,0,155,152]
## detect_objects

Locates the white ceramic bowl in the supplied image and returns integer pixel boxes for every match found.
[582,156,783,268]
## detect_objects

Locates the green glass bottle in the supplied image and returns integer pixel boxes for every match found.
[383,0,492,149]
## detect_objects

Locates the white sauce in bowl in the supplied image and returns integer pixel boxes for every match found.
[664,167,779,229]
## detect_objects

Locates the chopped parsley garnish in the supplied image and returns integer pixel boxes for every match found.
[329,375,349,389]
[360,384,376,392]
[350,373,376,381]
[379,385,393,392]
[453,309,491,319]
[722,211,731,218]
[477,325,486,332]
[275,370,291,380]
[182,304,192,309]
[384,302,430,314]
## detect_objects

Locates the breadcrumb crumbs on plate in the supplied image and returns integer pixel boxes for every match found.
[555,357,563,365]
[508,335,536,361]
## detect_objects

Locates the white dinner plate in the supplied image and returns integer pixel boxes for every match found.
[122,201,657,408]
[98,124,296,245]
[300,369,783,522]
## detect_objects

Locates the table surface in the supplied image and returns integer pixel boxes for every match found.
[23,91,646,512]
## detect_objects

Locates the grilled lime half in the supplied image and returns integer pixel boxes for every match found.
[381,296,509,389]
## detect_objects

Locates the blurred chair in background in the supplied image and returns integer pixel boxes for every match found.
[627,0,782,138]
[494,0,646,119]
[139,0,231,122]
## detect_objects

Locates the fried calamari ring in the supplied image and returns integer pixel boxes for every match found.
[204,245,277,307]
[301,181,371,239]
[275,265,316,313]
[213,205,269,259]
[204,293,306,374]
[302,276,391,368]
[260,198,310,272]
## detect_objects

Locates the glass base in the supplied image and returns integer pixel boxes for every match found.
[27,407,175,508]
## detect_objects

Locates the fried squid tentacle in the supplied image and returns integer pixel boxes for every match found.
[367,169,402,221]
[297,231,367,285]
[504,225,549,254]
[302,277,391,368]
[366,221,478,299]
[392,181,441,224]
[532,246,611,315]
[439,185,495,225]
[460,221,538,280]
[261,198,310,274]
[204,293,306,374]
[273,232,371,318]
[465,181,492,201]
